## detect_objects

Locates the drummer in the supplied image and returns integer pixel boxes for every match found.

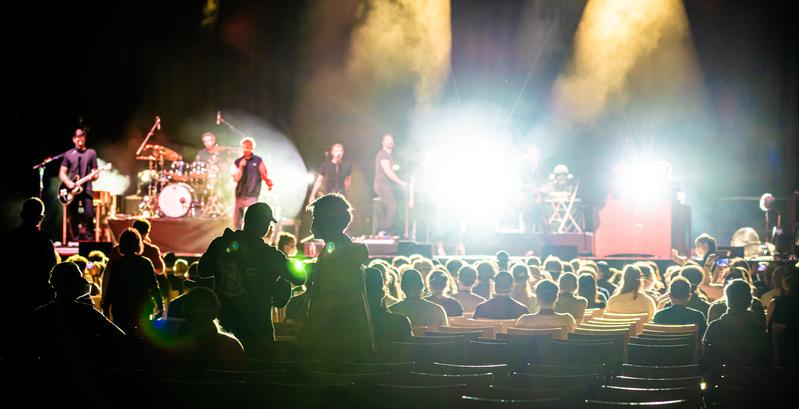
[196,131,219,163]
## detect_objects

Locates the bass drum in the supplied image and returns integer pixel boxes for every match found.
[158,183,195,218]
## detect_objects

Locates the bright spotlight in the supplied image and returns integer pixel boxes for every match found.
[613,160,673,201]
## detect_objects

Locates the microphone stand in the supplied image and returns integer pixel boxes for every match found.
[136,116,161,156]
[32,151,69,199]
[217,112,250,139]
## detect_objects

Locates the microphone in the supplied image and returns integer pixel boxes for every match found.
[155,116,161,130]
[216,111,222,126]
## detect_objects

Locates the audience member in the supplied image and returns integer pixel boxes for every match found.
[675,266,712,315]
[706,267,765,324]
[452,265,486,313]
[473,271,530,320]
[390,269,448,327]
[516,280,577,339]
[510,264,538,313]
[653,277,707,336]
[365,267,412,345]
[426,270,464,317]
[277,231,298,257]
[606,265,656,320]
[578,272,607,308]
[554,272,588,321]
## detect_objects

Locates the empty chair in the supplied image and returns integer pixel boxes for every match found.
[426,329,483,340]
[620,364,701,379]
[578,324,635,337]
[156,379,247,409]
[201,368,285,382]
[524,363,608,378]
[255,381,358,409]
[608,376,703,389]
[324,360,414,374]
[631,335,694,346]
[306,370,391,385]
[547,339,621,367]
[507,372,600,393]
[388,340,459,364]
[394,371,495,387]
[437,325,495,339]
[497,331,555,343]
[425,362,509,378]
[467,384,584,405]
[584,399,690,409]
[245,358,321,371]
[506,326,565,339]
[597,385,702,407]
[372,383,467,409]
[627,343,693,366]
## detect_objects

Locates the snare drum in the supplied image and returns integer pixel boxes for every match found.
[158,183,195,218]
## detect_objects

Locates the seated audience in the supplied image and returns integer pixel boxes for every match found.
[496,250,510,272]
[510,264,538,313]
[516,279,577,339]
[365,267,412,345]
[707,267,765,324]
[543,256,563,281]
[677,265,712,315]
[578,272,607,309]
[606,265,656,320]
[554,272,588,321]
[767,268,799,357]
[653,277,707,337]
[596,261,617,297]
[473,271,530,320]
[390,269,448,327]
[703,279,770,368]
[453,265,486,313]
[426,270,464,317]
[473,261,496,300]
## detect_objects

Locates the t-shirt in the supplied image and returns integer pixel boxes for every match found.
[770,295,799,338]
[110,240,165,274]
[426,295,464,317]
[233,155,263,198]
[653,304,707,337]
[390,298,448,327]
[515,310,577,339]
[318,160,352,194]
[452,290,486,313]
[102,255,161,323]
[370,306,413,345]
[373,149,392,190]
[61,148,98,195]
[554,293,588,321]
[703,310,770,368]
[606,292,656,320]
[473,295,530,320]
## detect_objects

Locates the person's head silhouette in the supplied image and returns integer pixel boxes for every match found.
[243,202,277,238]
[20,197,45,228]
[364,267,386,306]
[50,262,91,300]
[308,193,353,241]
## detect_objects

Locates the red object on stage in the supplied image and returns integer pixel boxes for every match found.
[594,199,672,258]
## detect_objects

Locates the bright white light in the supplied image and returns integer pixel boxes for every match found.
[93,159,130,196]
[306,172,317,185]
[613,160,672,201]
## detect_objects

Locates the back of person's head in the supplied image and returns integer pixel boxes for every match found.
[526,256,541,267]
[87,250,108,264]
[183,287,219,323]
[680,265,705,291]
[637,262,654,281]
[597,261,611,280]
[132,219,151,237]
[783,269,799,294]
[535,279,559,305]
[392,256,411,268]
[364,267,386,305]
[65,255,89,272]
[308,193,352,237]
[163,252,177,268]
[445,258,464,278]
[118,228,143,256]
[543,256,563,276]
[277,231,296,249]
[186,261,214,289]
[459,266,478,288]
[494,271,514,294]
[20,197,45,226]
[428,270,449,294]
[562,264,574,275]
[558,272,578,294]
[528,265,544,280]
[725,279,752,311]
[243,202,277,237]
[570,259,581,272]
[695,233,717,254]
[618,265,643,296]
[577,273,597,301]
[668,277,692,301]
[401,269,425,299]
[174,259,189,276]
[730,258,750,273]
[50,262,90,300]
[412,258,434,277]
[724,267,752,285]
[475,261,497,283]
[511,264,530,283]
[496,250,510,270]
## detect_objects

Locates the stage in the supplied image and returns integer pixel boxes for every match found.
[108,216,232,256]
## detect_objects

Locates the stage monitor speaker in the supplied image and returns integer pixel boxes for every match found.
[542,244,578,261]
[398,241,433,259]
[79,241,114,258]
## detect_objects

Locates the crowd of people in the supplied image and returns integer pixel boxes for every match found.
[3,196,799,374]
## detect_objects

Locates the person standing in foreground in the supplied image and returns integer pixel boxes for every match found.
[232,137,273,229]
[373,134,407,236]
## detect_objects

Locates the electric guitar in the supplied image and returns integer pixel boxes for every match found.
[58,163,112,205]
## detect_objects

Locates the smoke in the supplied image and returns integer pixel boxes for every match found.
[552,0,691,123]
[94,159,131,196]
[346,0,451,106]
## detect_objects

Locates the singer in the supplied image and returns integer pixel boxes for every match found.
[58,129,98,241]
[307,143,352,207]
[232,137,273,229]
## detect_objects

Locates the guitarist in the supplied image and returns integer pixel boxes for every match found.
[59,129,98,241]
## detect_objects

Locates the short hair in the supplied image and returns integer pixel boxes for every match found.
[277,231,296,249]
[49,262,84,291]
[526,256,541,267]
[558,272,578,293]
[725,279,752,310]
[132,219,151,236]
[87,250,108,263]
[163,252,177,266]
[669,277,692,300]
[494,271,514,293]
[400,269,424,298]
[496,250,510,267]
[543,257,563,274]
[308,193,353,234]
[783,270,798,294]
[21,197,45,224]
[458,266,478,287]
[118,228,143,256]
[428,270,449,293]
[174,259,189,275]
[412,258,434,277]
[392,256,411,268]
[535,279,559,305]
[183,287,219,322]
[475,261,497,282]
[240,137,256,148]
[680,265,705,289]
[446,259,464,277]
[65,255,88,271]
[695,233,717,253]
[511,264,530,281]
[364,267,386,304]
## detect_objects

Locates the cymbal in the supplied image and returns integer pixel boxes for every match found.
[136,155,157,161]
[143,144,182,161]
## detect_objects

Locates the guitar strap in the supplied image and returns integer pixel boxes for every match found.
[76,154,82,178]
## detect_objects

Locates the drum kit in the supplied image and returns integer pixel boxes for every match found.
[136,143,238,218]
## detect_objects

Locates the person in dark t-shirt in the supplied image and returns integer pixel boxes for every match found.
[373,134,407,235]
[308,143,352,206]
[653,277,707,337]
[59,128,98,241]
[232,137,273,229]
